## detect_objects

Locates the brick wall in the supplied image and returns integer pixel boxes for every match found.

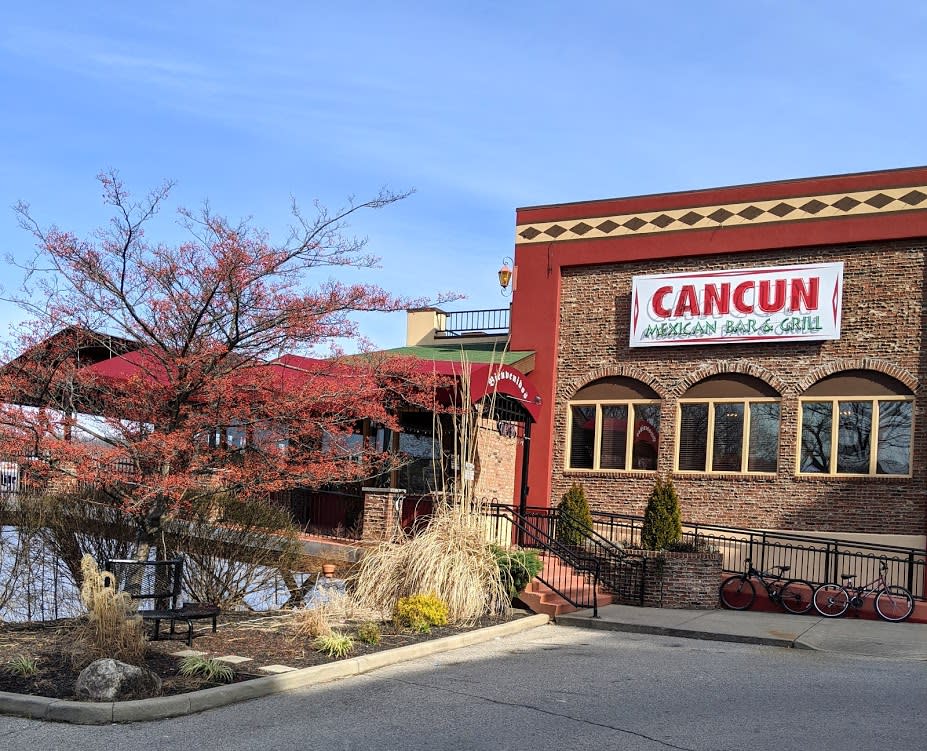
[553,240,927,536]
[473,417,518,503]
[639,551,722,609]
[360,488,403,542]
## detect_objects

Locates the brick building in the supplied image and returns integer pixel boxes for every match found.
[508,166,927,550]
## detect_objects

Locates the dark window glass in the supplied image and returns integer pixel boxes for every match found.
[711,403,744,472]
[569,406,595,469]
[678,404,708,471]
[599,405,628,470]
[632,403,660,470]
[877,401,912,475]
[800,402,832,473]
[836,401,872,474]
[747,402,779,472]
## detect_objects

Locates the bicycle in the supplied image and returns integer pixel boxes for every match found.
[812,559,914,622]
[719,558,815,614]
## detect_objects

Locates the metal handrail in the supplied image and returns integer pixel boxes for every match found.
[488,504,600,617]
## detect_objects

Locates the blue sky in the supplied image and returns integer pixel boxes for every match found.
[1,2,925,351]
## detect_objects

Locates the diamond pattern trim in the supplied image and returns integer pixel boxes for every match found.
[515,186,927,244]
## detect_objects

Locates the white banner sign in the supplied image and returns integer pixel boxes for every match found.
[630,262,843,347]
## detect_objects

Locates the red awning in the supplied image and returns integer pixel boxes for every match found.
[80,350,541,420]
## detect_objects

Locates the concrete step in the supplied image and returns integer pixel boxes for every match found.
[519,552,615,616]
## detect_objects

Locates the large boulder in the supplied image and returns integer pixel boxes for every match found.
[75,658,162,702]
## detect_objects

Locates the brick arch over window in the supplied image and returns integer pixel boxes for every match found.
[674,361,786,398]
[796,359,918,394]
[564,366,670,400]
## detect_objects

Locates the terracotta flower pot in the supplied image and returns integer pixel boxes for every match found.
[322,564,336,578]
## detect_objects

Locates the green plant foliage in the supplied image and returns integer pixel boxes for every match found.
[178,655,235,683]
[355,621,381,645]
[491,546,543,600]
[314,630,355,658]
[4,654,38,677]
[557,483,593,547]
[641,475,682,550]
[393,593,449,633]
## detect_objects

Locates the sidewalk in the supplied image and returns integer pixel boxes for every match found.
[557,603,927,660]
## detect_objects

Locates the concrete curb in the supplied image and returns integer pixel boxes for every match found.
[0,613,550,725]
[555,613,799,649]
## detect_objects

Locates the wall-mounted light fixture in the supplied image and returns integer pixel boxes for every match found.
[498,256,513,296]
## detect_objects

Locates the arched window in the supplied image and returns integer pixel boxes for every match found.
[798,370,913,476]
[676,374,780,474]
[566,377,660,472]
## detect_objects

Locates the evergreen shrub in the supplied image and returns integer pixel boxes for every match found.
[641,475,682,550]
[557,483,593,547]
[492,546,543,600]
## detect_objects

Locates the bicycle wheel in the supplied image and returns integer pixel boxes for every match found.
[779,579,815,615]
[719,575,756,610]
[813,584,849,617]
[874,586,914,622]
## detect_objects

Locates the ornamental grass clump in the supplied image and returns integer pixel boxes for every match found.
[4,654,38,678]
[179,655,235,683]
[352,505,509,625]
[72,555,147,667]
[289,606,333,639]
[314,630,355,658]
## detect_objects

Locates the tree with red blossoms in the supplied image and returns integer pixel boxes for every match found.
[0,170,449,561]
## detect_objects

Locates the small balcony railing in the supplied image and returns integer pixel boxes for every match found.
[436,308,510,338]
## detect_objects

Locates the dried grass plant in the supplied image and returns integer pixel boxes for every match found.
[71,554,147,667]
[352,353,509,624]
[288,606,333,639]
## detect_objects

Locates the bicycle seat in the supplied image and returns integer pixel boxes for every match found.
[776,566,790,573]
[841,574,855,581]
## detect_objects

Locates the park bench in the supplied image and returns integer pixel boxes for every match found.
[104,558,220,646]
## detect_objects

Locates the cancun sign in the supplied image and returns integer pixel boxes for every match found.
[630,262,843,347]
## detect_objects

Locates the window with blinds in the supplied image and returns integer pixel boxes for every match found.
[676,399,779,474]
[566,401,660,472]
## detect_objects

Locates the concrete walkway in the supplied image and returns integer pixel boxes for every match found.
[558,603,927,660]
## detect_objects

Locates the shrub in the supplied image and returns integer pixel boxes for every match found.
[393,593,449,633]
[492,546,543,600]
[641,475,682,550]
[4,654,38,678]
[355,621,381,645]
[314,630,355,658]
[165,492,304,609]
[557,483,593,547]
[71,555,147,668]
[178,655,235,683]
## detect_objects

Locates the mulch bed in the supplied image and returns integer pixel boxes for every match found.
[0,610,526,700]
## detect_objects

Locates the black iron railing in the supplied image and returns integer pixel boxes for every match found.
[582,509,927,600]
[486,503,601,617]
[521,505,646,606]
[437,308,509,337]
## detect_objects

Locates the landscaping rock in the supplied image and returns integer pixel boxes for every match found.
[75,658,163,702]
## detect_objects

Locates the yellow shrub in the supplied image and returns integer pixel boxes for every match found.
[393,593,449,633]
